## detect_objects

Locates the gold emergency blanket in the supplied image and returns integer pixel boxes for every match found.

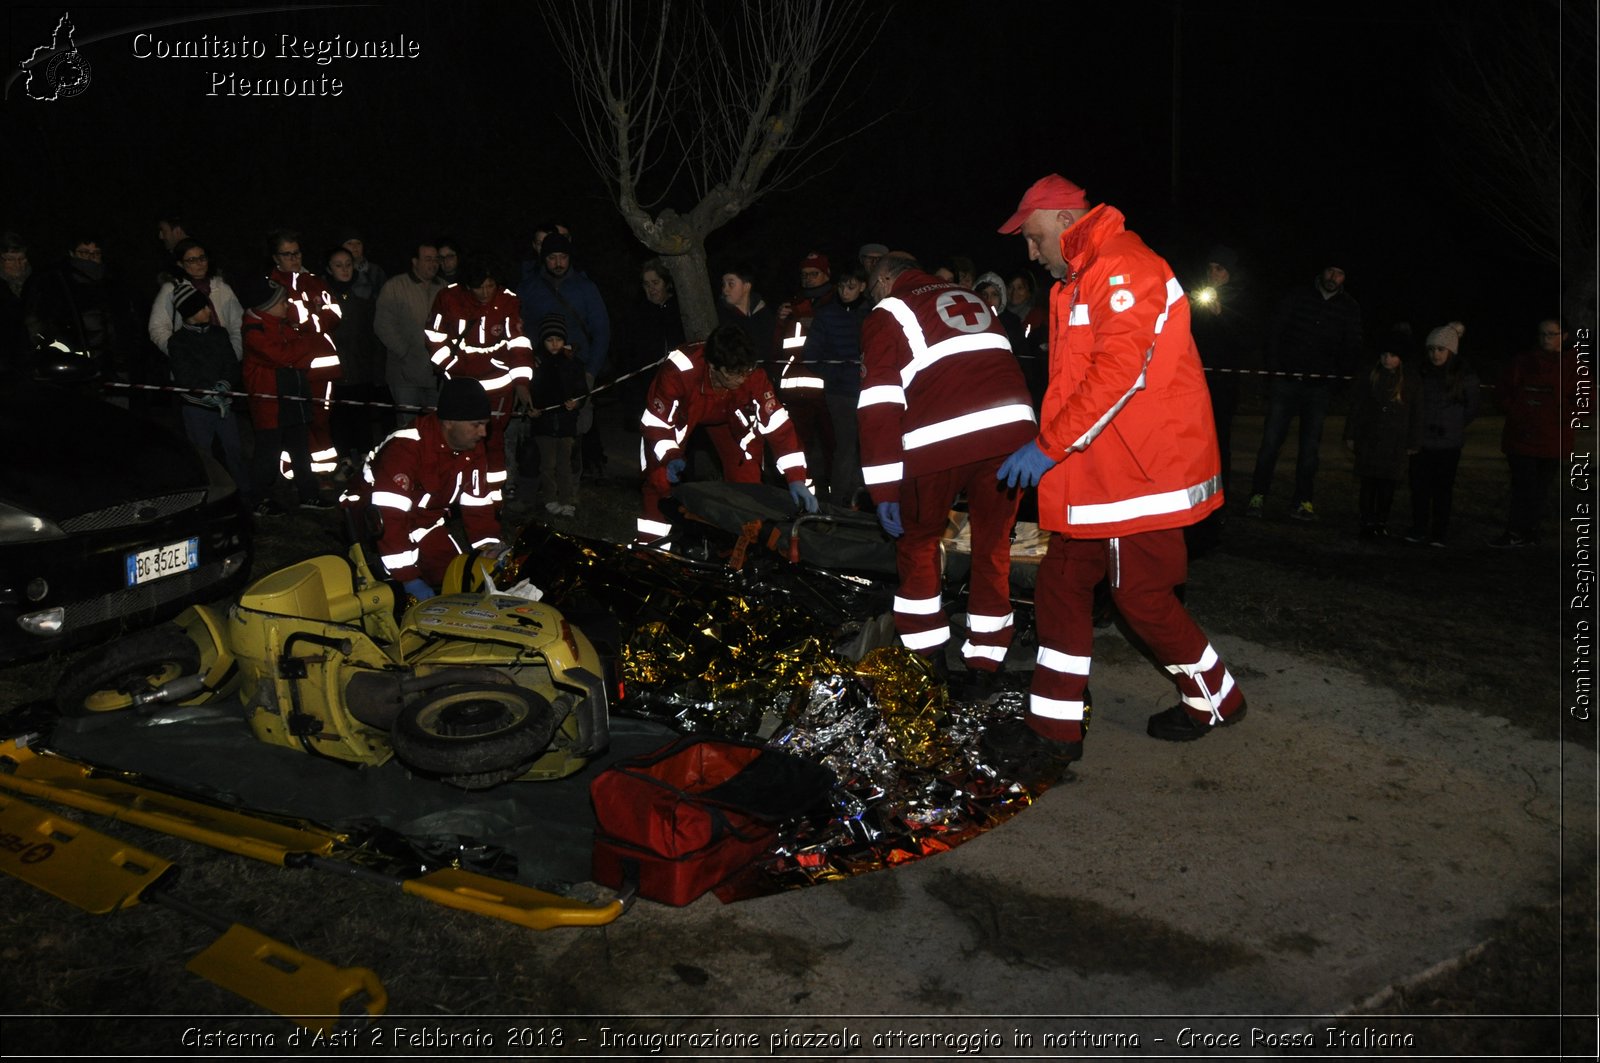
[505,527,1062,895]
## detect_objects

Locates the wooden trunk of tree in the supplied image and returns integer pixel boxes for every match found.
[657,243,717,344]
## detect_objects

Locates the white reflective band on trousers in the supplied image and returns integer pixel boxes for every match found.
[900,625,950,652]
[962,641,1007,662]
[1030,694,1087,721]
[966,611,1014,634]
[893,594,942,615]
[1165,643,1232,723]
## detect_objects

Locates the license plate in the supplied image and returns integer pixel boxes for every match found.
[125,537,200,587]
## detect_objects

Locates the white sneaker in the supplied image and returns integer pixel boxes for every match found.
[558,504,576,516]
[544,501,562,515]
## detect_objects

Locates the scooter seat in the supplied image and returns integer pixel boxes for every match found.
[238,555,364,624]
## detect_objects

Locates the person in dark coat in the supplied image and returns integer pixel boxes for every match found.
[528,314,589,517]
[1490,318,1579,547]
[621,259,686,426]
[1343,330,1421,539]
[1405,322,1479,546]
[24,235,140,399]
[166,282,250,503]
[1189,245,1260,499]
[323,246,387,472]
[805,264,871,507]
[0,233,33,371]
[1248,263,1365,521]
[715,262,778,370]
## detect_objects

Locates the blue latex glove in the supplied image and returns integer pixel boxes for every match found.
[876,501,904,538]
[997,440,1058,489]
[402,578,436,602]
[664,458,687,484]
[789,481,819,514]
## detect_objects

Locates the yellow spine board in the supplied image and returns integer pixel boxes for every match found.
[0,791,171,913]
[187,925,388,1033]
[0,791,388,1030]
[0,744,626,932]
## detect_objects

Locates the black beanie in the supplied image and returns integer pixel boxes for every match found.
[538,313,567,345]
[435,377,490,421]
[233,272,282,313]
[541,232,573,259]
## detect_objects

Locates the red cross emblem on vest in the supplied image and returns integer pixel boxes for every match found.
[935,290,990,333]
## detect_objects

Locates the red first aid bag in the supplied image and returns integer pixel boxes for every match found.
[590,737,830,906]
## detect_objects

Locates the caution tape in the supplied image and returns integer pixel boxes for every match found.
[98,355,673,419]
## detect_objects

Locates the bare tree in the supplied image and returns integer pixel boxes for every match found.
[545,0,885,341]
[1431,0,1596,328]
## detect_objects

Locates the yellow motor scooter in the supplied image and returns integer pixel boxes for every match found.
[54,542,611,789]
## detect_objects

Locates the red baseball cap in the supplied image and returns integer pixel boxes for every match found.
[997,174,1089,234]
[799,252,830,274]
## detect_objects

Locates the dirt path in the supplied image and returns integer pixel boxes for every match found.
[469,627,1588,1043]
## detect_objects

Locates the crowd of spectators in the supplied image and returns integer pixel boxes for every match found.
[0,218,1579,548]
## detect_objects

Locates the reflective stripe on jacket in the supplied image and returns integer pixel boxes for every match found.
[857,268,1036,503]
[1036,204,1222,537]
[424,285,534,396]
[638,344,808,482]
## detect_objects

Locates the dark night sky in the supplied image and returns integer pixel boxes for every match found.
[2,0,1576,366]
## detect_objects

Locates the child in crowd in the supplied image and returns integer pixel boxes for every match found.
[1406,322,1479,546]
[1344,331,1421,540]
[167,281,250,504]
[529,314,588,517]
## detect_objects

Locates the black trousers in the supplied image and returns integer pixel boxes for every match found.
[1408,447,1461,540]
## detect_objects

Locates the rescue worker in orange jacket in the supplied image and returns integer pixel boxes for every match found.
[423,259,534,507]
[355,377,503,601]
[988,174,1247,769]
[858,252,1036,692]
[636,325,816,548]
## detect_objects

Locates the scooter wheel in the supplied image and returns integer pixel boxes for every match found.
[56,625,200,716]
[392,683,559,782]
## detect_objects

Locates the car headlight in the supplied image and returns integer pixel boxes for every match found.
[200,452,238,504]
[0,502,66,543]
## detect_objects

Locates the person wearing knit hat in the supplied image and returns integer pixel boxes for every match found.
[167,271,251,507]
[1425,321,1464,354]
[435,375,491,422]
[148,238,245,359]
[1405,321,1478,546]
[232,272,284,315]
[1343,329,1422,540]
[529,311,587,517]
[538,313,567,347]
[517,224,612,485]
[353,374,500,600]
